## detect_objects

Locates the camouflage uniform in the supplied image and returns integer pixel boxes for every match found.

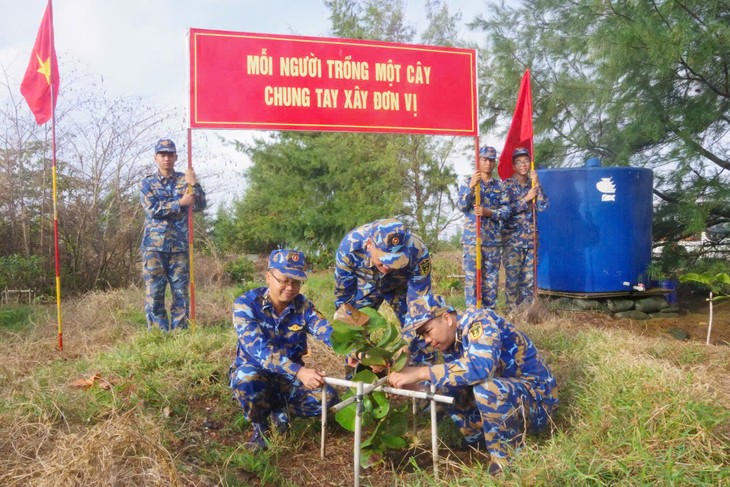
[229,286,339,427]
[334,219,432,326]
[140,153,206,331]
[406,295,558,470]
[334,219,434,364]
[501,176,548,308]
[457,177,509,308]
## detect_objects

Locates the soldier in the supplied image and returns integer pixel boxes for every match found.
[334,218,432,327]
[140,138,206,331]
[502,147,548,309]
[388,294,558,474]
[229,249,339,450]
[457,146,510,308]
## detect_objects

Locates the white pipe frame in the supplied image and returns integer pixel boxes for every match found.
[321,376,453,486]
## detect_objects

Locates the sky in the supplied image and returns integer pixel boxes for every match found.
[0,0,494,209]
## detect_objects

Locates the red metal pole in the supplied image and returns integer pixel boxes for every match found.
[187,127,196,330]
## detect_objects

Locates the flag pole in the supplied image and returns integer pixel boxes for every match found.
[50,65,62,351]
[187,127,197,331]
[474,136,482,308]
[527,70,539,302]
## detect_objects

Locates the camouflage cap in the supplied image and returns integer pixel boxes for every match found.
[155,138,177,154]
[370,219,410,270]
[402,294,454,335]
[512,147,530,161]
[268,249,307,280]
[479,146,497,159]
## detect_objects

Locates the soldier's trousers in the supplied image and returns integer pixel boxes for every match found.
[142,251,189,331]
[442,378,555,468]
[230,363,339,425]
[502,246,535,309]
[463,242,500,308]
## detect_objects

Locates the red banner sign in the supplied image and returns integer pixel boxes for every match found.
[189,29,477,135]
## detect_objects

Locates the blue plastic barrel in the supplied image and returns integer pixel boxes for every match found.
[535,164,653,293]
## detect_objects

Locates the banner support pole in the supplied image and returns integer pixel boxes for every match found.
[187,127,197,331]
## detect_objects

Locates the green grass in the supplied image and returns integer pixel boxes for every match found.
[0,305,37,332]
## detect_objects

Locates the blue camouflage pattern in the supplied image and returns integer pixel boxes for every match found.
[479,146,497,159]
[229,287,339,425]
[403,293,454,335]
[140,170,206,331]
[334,219,432,326]
[139,171,207,252]
[268,249,308,280]
[502,176,549,308]
[428,307,558,469]
[370,218,411,268]
[457,177,509,307]
[142,251,189,330]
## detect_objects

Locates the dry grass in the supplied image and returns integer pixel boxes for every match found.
[0,406,214,487]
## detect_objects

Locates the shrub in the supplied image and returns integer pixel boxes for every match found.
[223,256,256,284]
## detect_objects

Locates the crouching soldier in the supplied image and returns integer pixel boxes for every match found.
[388,294,558,473]
[229,249,339,450]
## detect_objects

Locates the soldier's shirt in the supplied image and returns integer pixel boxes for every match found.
[457,177,510,245]
[140,171,207,252]
[232,287,333,379]
[502,176,549,248]
[428,308,558,406]
[334,220,432,323]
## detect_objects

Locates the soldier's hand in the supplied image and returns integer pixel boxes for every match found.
[469,172,482,189]
[179,192,195,207]
[524,187,539,203]
[296,367,326,389]
[185,167,198,186]
[388,366,427,389]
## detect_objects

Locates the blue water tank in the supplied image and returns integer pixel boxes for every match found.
[536,164,653,293]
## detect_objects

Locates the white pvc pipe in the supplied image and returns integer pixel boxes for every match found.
[330,377,388,413]
[320,387,327,459]
[354,381,363,487]
[324,376,453,403]
[430,383,439,481]
[706,293,714,345]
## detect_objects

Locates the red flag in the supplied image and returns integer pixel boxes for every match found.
[498,69,533,180]
[21,0,59,125]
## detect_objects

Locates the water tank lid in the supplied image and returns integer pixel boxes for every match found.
[585,157,602,167]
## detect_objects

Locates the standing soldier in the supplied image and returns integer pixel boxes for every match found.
[502,147,548,309]
[140,138,206,331]
[457,146,510,308]
[229,249,339,450]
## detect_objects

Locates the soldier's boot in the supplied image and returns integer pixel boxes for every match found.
[270,409,290,435]
[245,422,268,451]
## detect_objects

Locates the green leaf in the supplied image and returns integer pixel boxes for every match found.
[679,272,708,284]
[391,349,409,372]
[351,369,379,383]
[359,448,383,469]
[335,402,357,432]
[332,320,365,338]
[380,434,407,449]
[371,390,390,419]
[383,408,409,437]
[360,347,391,366]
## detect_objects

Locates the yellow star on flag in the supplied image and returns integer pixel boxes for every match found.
[35,53,52,85]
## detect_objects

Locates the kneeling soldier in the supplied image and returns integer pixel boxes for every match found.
[229,249,339,449]
[388,294,558,473]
